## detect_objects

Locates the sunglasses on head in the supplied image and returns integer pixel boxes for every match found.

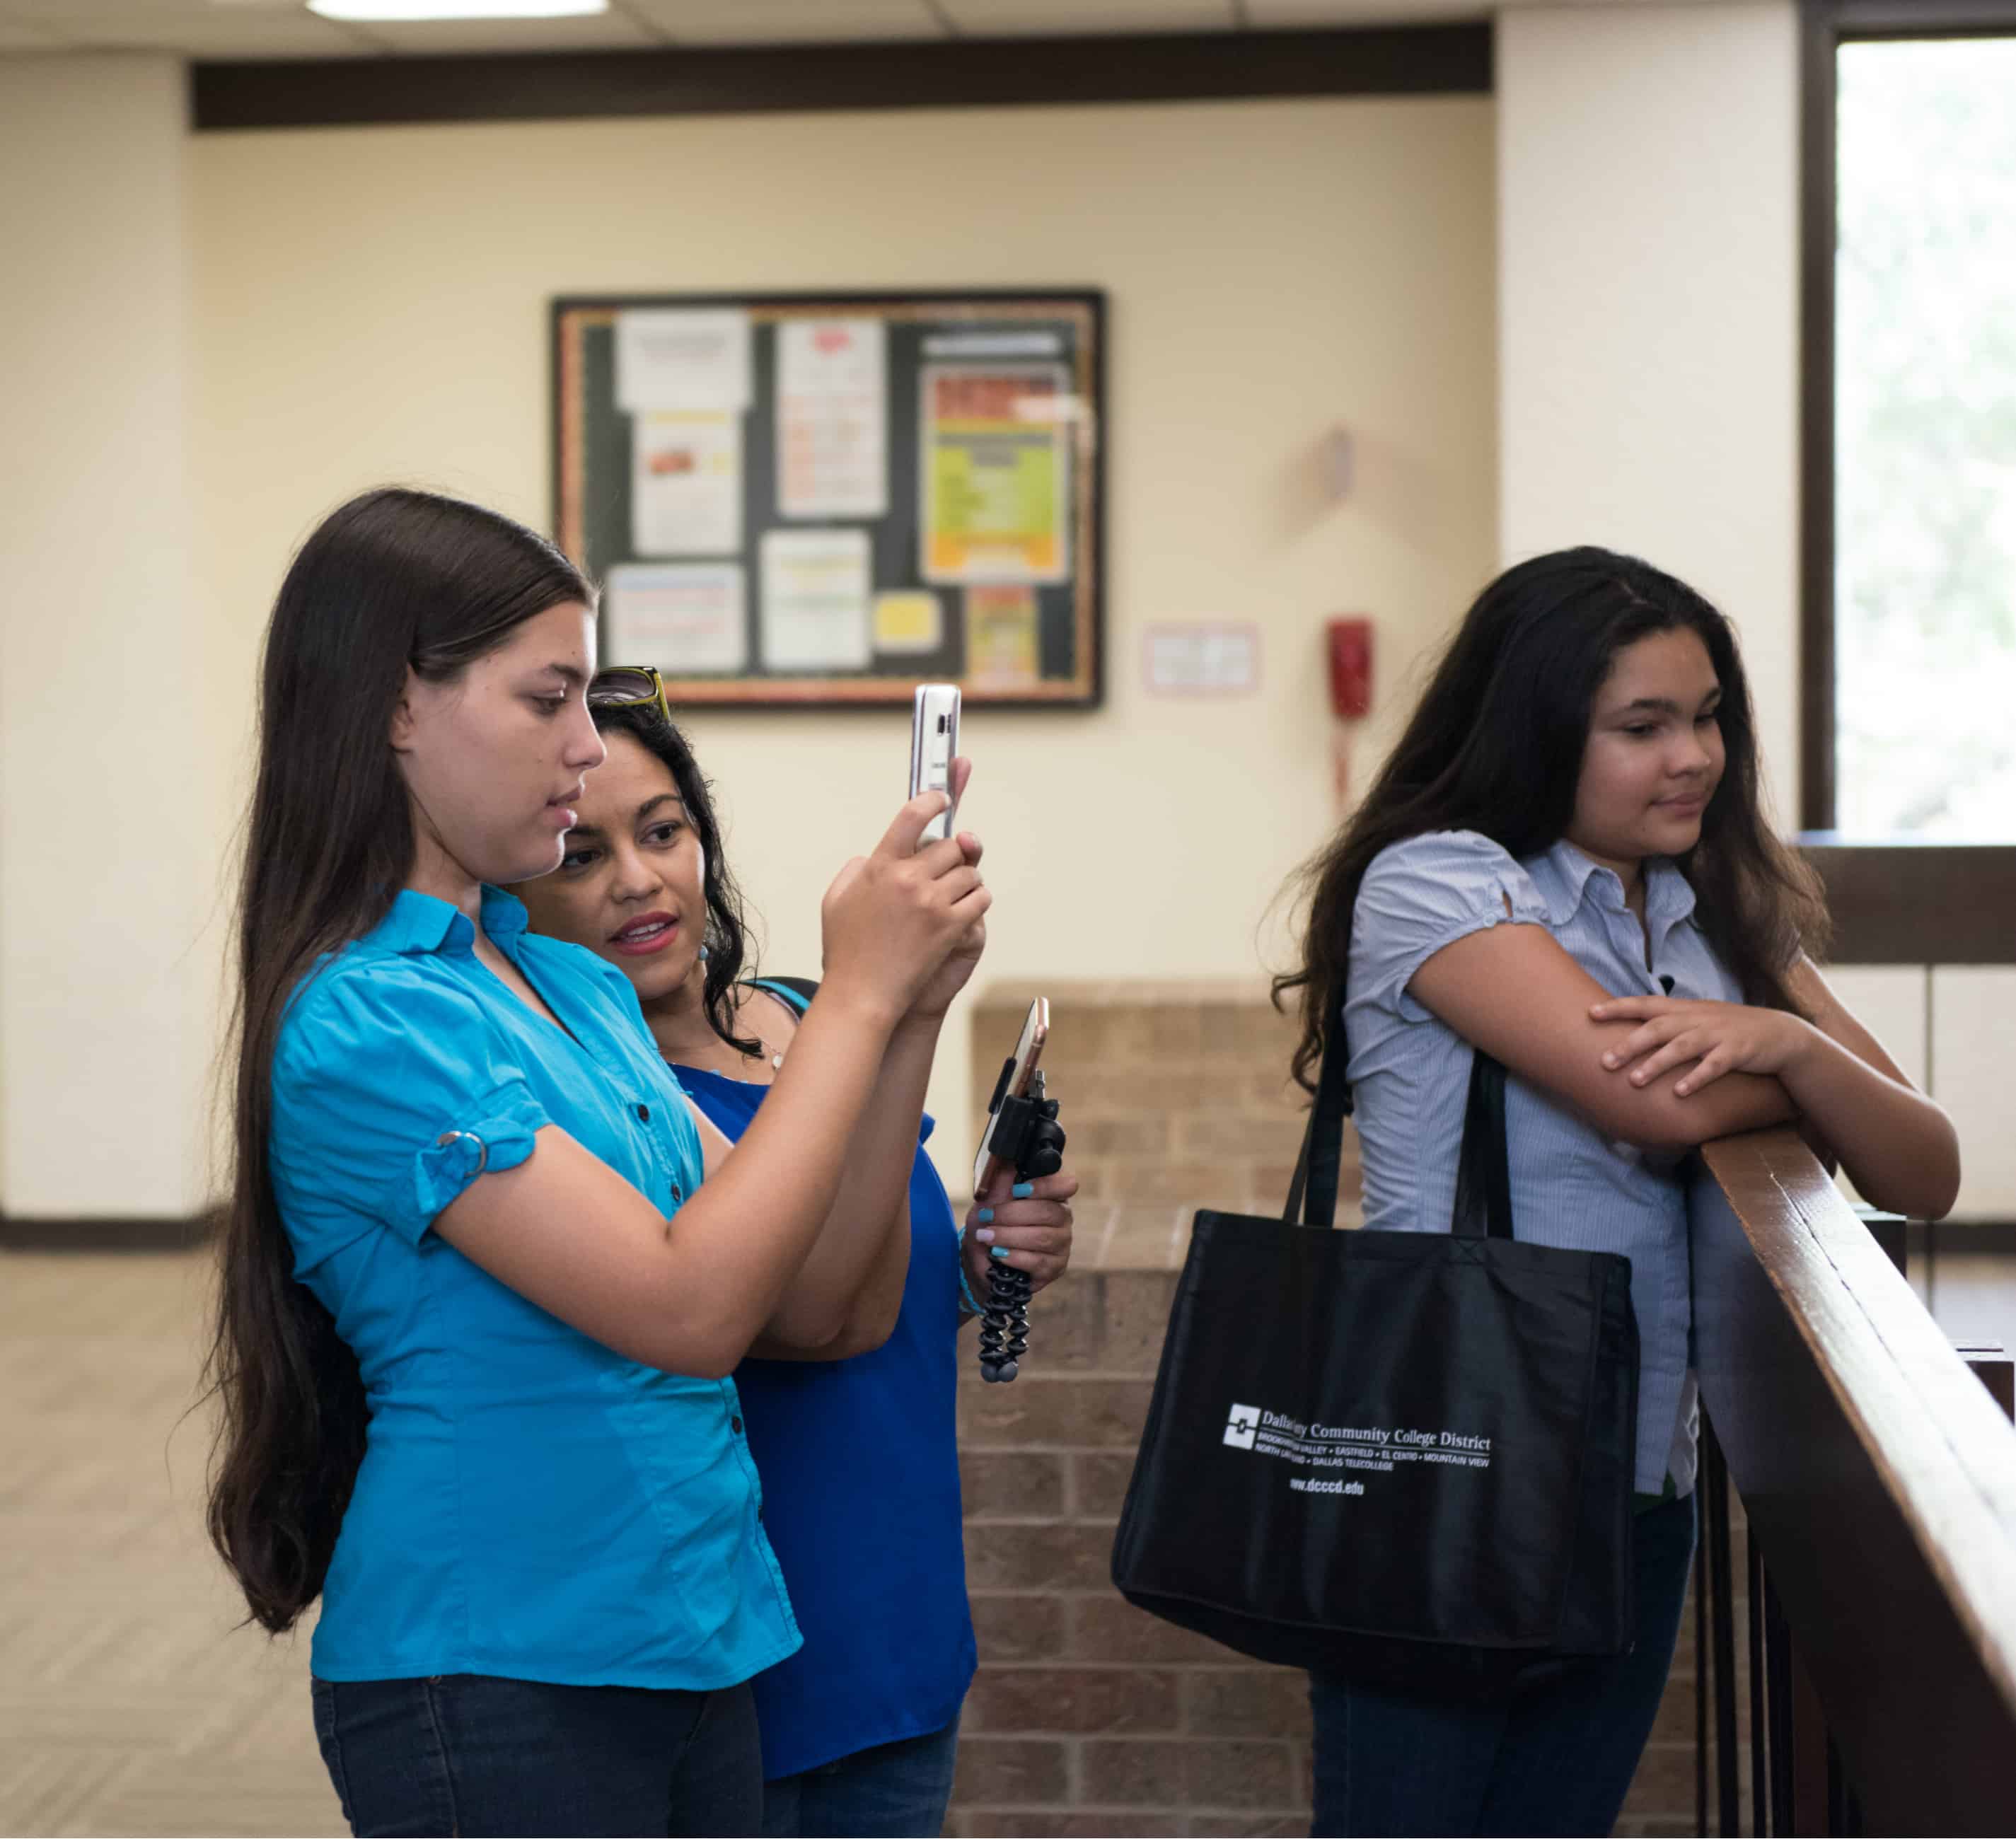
[586,665,673,726]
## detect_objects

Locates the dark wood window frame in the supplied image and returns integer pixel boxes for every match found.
[1799,0,2016,961]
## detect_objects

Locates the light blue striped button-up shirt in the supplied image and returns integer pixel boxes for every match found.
[1345,830,1743,1495]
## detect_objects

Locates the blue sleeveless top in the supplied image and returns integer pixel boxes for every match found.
[671,981,976,1779]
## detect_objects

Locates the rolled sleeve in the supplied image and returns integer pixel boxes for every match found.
[401,1092,546,1235]
[272,963,550,1254]
[1352,830,1551,1023]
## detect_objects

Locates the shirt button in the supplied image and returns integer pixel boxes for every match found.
[635,1103,651,1122]
[671,1184,683,1203]
[731,1416,744,1436]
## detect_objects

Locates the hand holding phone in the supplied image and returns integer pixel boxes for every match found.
[818,787,990,1021]
[973,999,1050,1197]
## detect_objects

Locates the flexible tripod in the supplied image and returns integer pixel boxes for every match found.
[977,1069,1065,1384]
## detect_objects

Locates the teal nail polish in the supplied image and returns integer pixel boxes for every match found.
[1012,1182,1034,1199]
[975,1207,994,1224]
[989,1246,1011,1262]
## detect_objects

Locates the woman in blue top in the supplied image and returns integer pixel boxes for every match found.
[508,677,1077,1839]
[1274,547,1959,1837]
[204,489,991,1838]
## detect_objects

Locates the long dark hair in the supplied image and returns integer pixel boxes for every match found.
[589,700,764,1059]
[206,487,592,1633]
[1273,546,1829,1093]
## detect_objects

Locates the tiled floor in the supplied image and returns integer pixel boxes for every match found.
[0,1250,342,1838]
[1,1241,2010,1838]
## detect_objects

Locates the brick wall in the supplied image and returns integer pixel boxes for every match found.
[975,980,1355,1230]
[952,984,1705,1838]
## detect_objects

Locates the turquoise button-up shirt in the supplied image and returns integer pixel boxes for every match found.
[267,886,799,1688]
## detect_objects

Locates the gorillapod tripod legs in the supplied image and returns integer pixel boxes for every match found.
[977,1260,1033,1383]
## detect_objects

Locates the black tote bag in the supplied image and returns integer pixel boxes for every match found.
[1110,1038,1640,1698]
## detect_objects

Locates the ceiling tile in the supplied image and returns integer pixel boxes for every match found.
[0,4,377,57]
[0,0,1529,64]
[939,0,1233,35]
[1244,0,1483,22]
[630,0,942,45]
[0,0,217,13]
[357,11,661,52]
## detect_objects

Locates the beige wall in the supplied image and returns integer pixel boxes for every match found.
[190,94,1500,1192]
[6,19,1986,1222]
[0,57,210,1218]
[1497,1,1801,818]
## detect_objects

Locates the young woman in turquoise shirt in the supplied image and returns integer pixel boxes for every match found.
[205,488,990,1837]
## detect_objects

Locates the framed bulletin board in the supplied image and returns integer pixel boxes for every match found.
[552,289,1105,709]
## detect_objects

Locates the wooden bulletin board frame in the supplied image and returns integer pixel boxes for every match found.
[552,289,1106,709]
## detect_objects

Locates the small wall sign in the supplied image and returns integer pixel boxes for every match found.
[1143,622,1261,696]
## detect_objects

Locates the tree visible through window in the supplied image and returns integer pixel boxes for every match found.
[1836,37,2016,839]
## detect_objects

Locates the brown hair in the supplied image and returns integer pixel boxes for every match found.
[204,488,590,1632]
[1273,547,1829,1095]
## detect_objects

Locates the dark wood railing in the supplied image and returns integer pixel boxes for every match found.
[1691,1129,2016,1834]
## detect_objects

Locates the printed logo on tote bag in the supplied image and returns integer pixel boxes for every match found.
[1217,1398,1495,1489]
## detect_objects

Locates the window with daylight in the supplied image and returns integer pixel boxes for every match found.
[1832,35,2016,838]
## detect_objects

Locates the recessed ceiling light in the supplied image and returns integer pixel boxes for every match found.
[307,0,609,19]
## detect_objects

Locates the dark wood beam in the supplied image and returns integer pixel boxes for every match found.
[1833,0,2016,33]
[1799,841,2016,963]
[190,24,1491,133]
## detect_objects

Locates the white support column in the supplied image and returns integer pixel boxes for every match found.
[1496,2,1802,818]
[0,57,209,1219]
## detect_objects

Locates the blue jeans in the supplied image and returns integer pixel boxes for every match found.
[759,1717,961,1839]
[311,1673,763,1837]
[1309,1493,1697,1837]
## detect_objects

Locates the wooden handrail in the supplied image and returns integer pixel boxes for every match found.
[1692,1127,2016,1833]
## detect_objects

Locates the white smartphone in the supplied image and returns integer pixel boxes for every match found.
[909,684,961,846]
[973,998,1050,1197]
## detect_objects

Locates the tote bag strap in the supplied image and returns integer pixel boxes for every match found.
[1282,1016,1355,1230]
[1279,1023,1517,1239]
[1451,1049,1516,1241]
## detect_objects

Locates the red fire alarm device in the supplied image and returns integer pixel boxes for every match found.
[1327,617,1373,719]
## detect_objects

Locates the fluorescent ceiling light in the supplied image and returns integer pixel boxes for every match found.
[308,0,608,19]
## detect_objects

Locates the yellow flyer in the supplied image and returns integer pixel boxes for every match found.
[964,586,1041,691]
[873,591,943,656]
[920,364,1071,585]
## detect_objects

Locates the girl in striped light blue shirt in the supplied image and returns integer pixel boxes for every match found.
[1276,547,1958,1837]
